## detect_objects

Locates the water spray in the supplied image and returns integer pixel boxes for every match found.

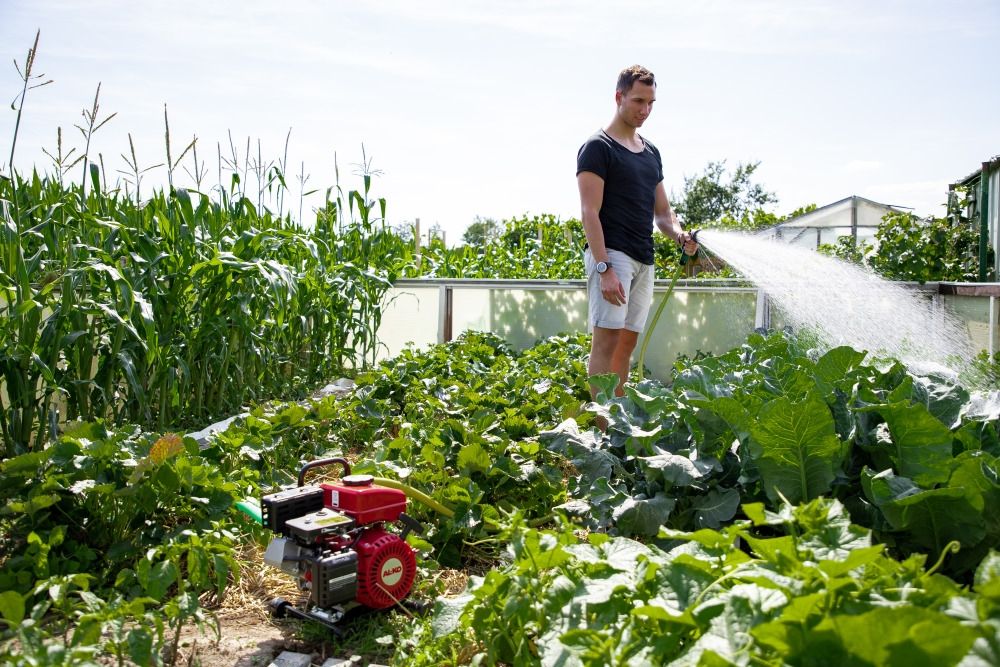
[636,230,699,381]
[681,228,979,381]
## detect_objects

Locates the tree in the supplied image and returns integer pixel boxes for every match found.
[461,216,502,246]
[672,160,778,231]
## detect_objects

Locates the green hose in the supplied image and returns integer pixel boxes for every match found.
[236,498,263,524]
[377,478,512,531]
[238,478,563,544]
[373,477,455,519]
[636,257,688,381]
[237,478,539,532]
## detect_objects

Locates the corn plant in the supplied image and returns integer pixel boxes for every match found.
[0,150,409,453]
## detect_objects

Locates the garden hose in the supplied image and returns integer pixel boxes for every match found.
[636,231,699,381]
[238,478,550,532]
[237,478,470,525]
[372,477,455,519]
[236,498,263,524]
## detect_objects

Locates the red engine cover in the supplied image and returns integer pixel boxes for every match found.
[353,528,416,609]
[322,479,407,525]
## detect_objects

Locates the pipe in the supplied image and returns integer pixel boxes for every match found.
[372,477,455,519]
[240,465,517,529]
[374,477,521,532]
[236,498,263,524]
[636,231,699,381]
[980,162,991,283]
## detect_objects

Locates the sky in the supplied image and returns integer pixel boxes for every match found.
[1,0,997,243]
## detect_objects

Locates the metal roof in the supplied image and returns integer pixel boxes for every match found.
[758,195,908,231]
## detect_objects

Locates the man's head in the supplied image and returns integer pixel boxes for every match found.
[614,65,656,129]
[616,65,655,97]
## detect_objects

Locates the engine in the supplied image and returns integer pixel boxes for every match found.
[260,458,423,624]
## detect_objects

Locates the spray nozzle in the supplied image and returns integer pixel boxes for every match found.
[680,229,700,265]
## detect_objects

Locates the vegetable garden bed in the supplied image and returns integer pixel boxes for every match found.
[5,329,1000,666]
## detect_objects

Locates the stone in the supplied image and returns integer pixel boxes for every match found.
[268,651,312,667]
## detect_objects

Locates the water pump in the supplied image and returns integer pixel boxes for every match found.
[258,458,424,634]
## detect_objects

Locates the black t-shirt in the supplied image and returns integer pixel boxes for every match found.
[576,129,663,265]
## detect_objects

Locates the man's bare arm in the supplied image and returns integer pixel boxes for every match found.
[579,171,609,261]
[653,181,697,254]
[653,181,683,242]
[578,171,626,305]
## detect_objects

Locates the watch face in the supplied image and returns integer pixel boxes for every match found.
[597,261,608,273]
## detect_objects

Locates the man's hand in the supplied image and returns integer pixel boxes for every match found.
[600,269,627,306]
[678,231,699,256]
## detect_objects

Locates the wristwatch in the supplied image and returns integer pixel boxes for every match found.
[596,261,609,274]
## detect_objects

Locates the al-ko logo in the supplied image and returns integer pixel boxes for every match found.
[380,558,404,587]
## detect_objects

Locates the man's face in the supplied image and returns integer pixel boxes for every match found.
[615,81,656,129]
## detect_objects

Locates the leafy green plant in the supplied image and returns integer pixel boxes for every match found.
[817,234,874,264]
[0,566,166,667]
[868,203,984,283]
[115,525,236,666]
[399,497,998,667]
[0,428,248,642]
[508,330,999,585]
[0,425,249,665]
[332,332,591,564]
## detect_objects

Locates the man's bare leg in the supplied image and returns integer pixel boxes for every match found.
[589,327,639,430]
[589,326,621,395]
[611,329,639,396]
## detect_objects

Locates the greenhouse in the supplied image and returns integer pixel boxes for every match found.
[752,195,906,250]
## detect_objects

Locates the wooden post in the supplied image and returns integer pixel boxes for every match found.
[414,217,421,269]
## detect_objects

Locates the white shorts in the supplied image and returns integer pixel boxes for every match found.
[585,247,655,333]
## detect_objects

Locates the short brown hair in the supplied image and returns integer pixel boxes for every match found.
[616,65,655,95]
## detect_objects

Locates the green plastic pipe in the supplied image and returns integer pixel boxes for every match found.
[238,478,517,531]
[636,250,693,381]
[236,498,263,524]
[373,477,456,519]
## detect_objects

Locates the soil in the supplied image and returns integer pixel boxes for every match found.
[171,607,302,667]
[168,574,348,667]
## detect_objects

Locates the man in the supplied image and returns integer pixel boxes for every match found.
[577,65,697,405]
